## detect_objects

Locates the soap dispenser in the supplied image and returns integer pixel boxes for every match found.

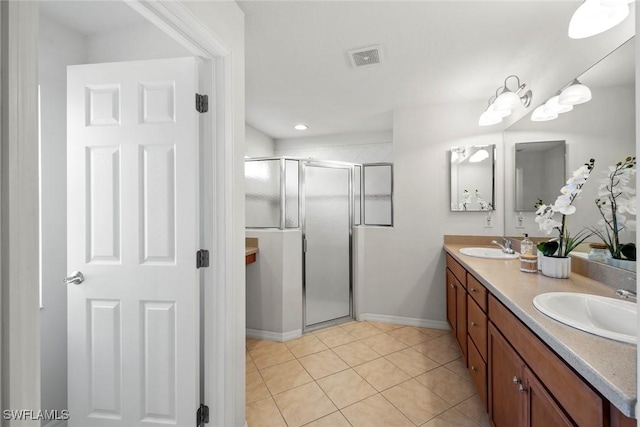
[521,234,534,256]
[520,234,537,273]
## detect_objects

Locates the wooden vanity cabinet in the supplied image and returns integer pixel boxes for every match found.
[489,295,604,427]
[444,251,636,427]
[446,254,467,361]
[488,322,525,427]
[488,323,573,427]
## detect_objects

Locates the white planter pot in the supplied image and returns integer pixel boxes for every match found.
[606,258,637,272]
[540,256,571,279]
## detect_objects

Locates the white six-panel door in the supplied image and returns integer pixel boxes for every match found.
[67,57,200,426]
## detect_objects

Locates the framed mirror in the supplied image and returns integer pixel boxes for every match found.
[450,144,495,211]
[515,141,566,212]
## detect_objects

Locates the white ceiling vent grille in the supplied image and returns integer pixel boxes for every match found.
[348,45,383,68]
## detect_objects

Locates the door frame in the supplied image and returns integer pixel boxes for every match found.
[0,2,239,426]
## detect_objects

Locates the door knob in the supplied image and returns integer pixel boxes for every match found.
[64,271,84,285]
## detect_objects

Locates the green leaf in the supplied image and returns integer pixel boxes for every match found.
[538,241,559,257]
[621,243,636,261]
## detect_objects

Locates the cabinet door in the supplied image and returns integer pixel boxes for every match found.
[456,281,467,360]
[446,268,458,331]
[523,367,574,427]
[489,323,525,427]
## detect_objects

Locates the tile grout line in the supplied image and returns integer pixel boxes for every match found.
[247,321,484,427]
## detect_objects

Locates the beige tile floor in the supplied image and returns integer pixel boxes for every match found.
[246,321,491,427]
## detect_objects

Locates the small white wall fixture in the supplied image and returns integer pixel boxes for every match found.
[1,1,242,426]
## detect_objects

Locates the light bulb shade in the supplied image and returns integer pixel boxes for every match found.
[559,82,592,105]
[493,90,521,112]
[568,0,629,39]
[545,95,573,114]
[469,149,489,163]
[478,109,502,126]
[599,0,633,8]
[489,103,511,118]
[531,105,558,122]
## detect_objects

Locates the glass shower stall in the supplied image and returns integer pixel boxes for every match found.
[245,157,393,332]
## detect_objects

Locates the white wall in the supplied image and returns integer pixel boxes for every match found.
[246,124,275,157]
[358,102,503,323]
[38,14,87,421]
[276,131,393,163]
[85,21,189,64]
[245,230,302,339]
[505,84,635,239]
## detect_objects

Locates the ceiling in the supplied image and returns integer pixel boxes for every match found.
[38,0,633,141]
[39,0,149,36]
[238,1,585,139]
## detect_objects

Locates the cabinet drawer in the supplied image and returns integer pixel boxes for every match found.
[489,294,605,427]
[467,296,487,360]
[467,273,487,311]
[446,253,466,289]
[467,337,487,410]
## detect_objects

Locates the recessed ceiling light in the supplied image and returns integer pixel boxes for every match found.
[294,124,308,130]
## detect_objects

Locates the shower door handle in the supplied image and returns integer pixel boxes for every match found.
[303,239,308,253]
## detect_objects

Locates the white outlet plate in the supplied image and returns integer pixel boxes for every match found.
[484,214,493,228]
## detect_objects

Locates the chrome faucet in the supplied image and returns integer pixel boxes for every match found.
[491,238,515,254]
[615,289,637,301]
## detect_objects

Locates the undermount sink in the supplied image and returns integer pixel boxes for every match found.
[533,292,637,344]
[459,247,519,260]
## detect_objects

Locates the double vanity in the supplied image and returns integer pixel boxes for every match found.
[444,238,636,426]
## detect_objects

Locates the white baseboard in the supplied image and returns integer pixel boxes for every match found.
[357,313,451,330]
[44,420,68,427]
[246,328,302,342]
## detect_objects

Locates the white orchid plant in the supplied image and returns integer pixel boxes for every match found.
[475,190,493,211]
[535,159,595,257]
[459,189,493,211]
[460,190,472,210]
[592,156,637,261]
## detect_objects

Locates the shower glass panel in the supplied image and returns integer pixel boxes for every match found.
[285,159,300,228]
[354,165,362,225]
[304,164,351,327]
[363,163,393,226]
[245,159,281,228]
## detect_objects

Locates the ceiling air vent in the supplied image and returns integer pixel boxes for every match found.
[348,45,383,68]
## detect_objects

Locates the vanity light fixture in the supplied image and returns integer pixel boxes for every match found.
[558,79,592,106]
[568,0,632,39]
[493,75,533,112]
[478,75,533,126]
[531,104,559,122]
[532,80,593,122]
[294,124,308,130]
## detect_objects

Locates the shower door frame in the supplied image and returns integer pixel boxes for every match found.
[301,160,355,332]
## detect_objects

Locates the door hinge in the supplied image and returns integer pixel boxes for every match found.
[197,403,209,426]
[195,93,209,113]
[196,249,210,268]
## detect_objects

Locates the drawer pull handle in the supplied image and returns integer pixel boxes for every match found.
[450,283,456,289]
[519,384,527,393]
[471,288,478,293]
[471,321,477,327]
[512,376,521,385]
[470,366,477,372]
